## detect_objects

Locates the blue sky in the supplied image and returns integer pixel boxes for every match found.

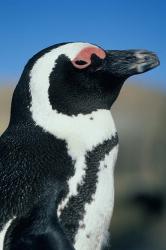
[0,0,165,90]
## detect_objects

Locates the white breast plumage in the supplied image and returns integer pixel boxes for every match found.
[74,146,118,250]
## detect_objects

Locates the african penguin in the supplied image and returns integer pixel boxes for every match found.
[0,42,159,250]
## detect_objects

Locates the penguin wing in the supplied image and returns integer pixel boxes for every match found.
[3,188,75,250]
[0,137,75,250]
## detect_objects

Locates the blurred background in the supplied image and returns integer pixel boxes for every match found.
[0,1,165,249]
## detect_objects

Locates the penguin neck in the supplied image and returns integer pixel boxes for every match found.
[30,102,117,160]
[9,79,33,127]
[28,63,117,159]
[9,79,117,161]
[9,76,117,161]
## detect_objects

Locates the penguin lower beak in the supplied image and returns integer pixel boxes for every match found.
[104,49,160,78]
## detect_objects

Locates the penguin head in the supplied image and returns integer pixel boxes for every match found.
[11,42,159,122]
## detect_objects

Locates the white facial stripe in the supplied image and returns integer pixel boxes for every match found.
[30,42,96,124]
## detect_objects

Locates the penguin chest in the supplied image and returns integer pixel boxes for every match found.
[74,145,118,250]
[58,134,118,250]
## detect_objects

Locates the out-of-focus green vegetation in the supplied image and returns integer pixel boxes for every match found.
[0,84,166,250]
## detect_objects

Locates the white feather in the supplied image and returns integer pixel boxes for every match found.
[74,146,118,250]
[0,219,14,250]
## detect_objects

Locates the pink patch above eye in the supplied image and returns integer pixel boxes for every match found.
[72,46,106,69]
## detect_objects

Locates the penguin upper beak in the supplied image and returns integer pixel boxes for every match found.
[103,49,160,78]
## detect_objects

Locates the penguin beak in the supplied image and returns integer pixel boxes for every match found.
[104,49,160,78]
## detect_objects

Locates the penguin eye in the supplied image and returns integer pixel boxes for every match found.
[72,46,106,70]
[75,60,88,66]
[72,59,90,69]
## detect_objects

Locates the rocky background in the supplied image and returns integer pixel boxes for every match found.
[0,83,166,250]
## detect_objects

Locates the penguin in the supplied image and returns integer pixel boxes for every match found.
[0,42,159,250]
